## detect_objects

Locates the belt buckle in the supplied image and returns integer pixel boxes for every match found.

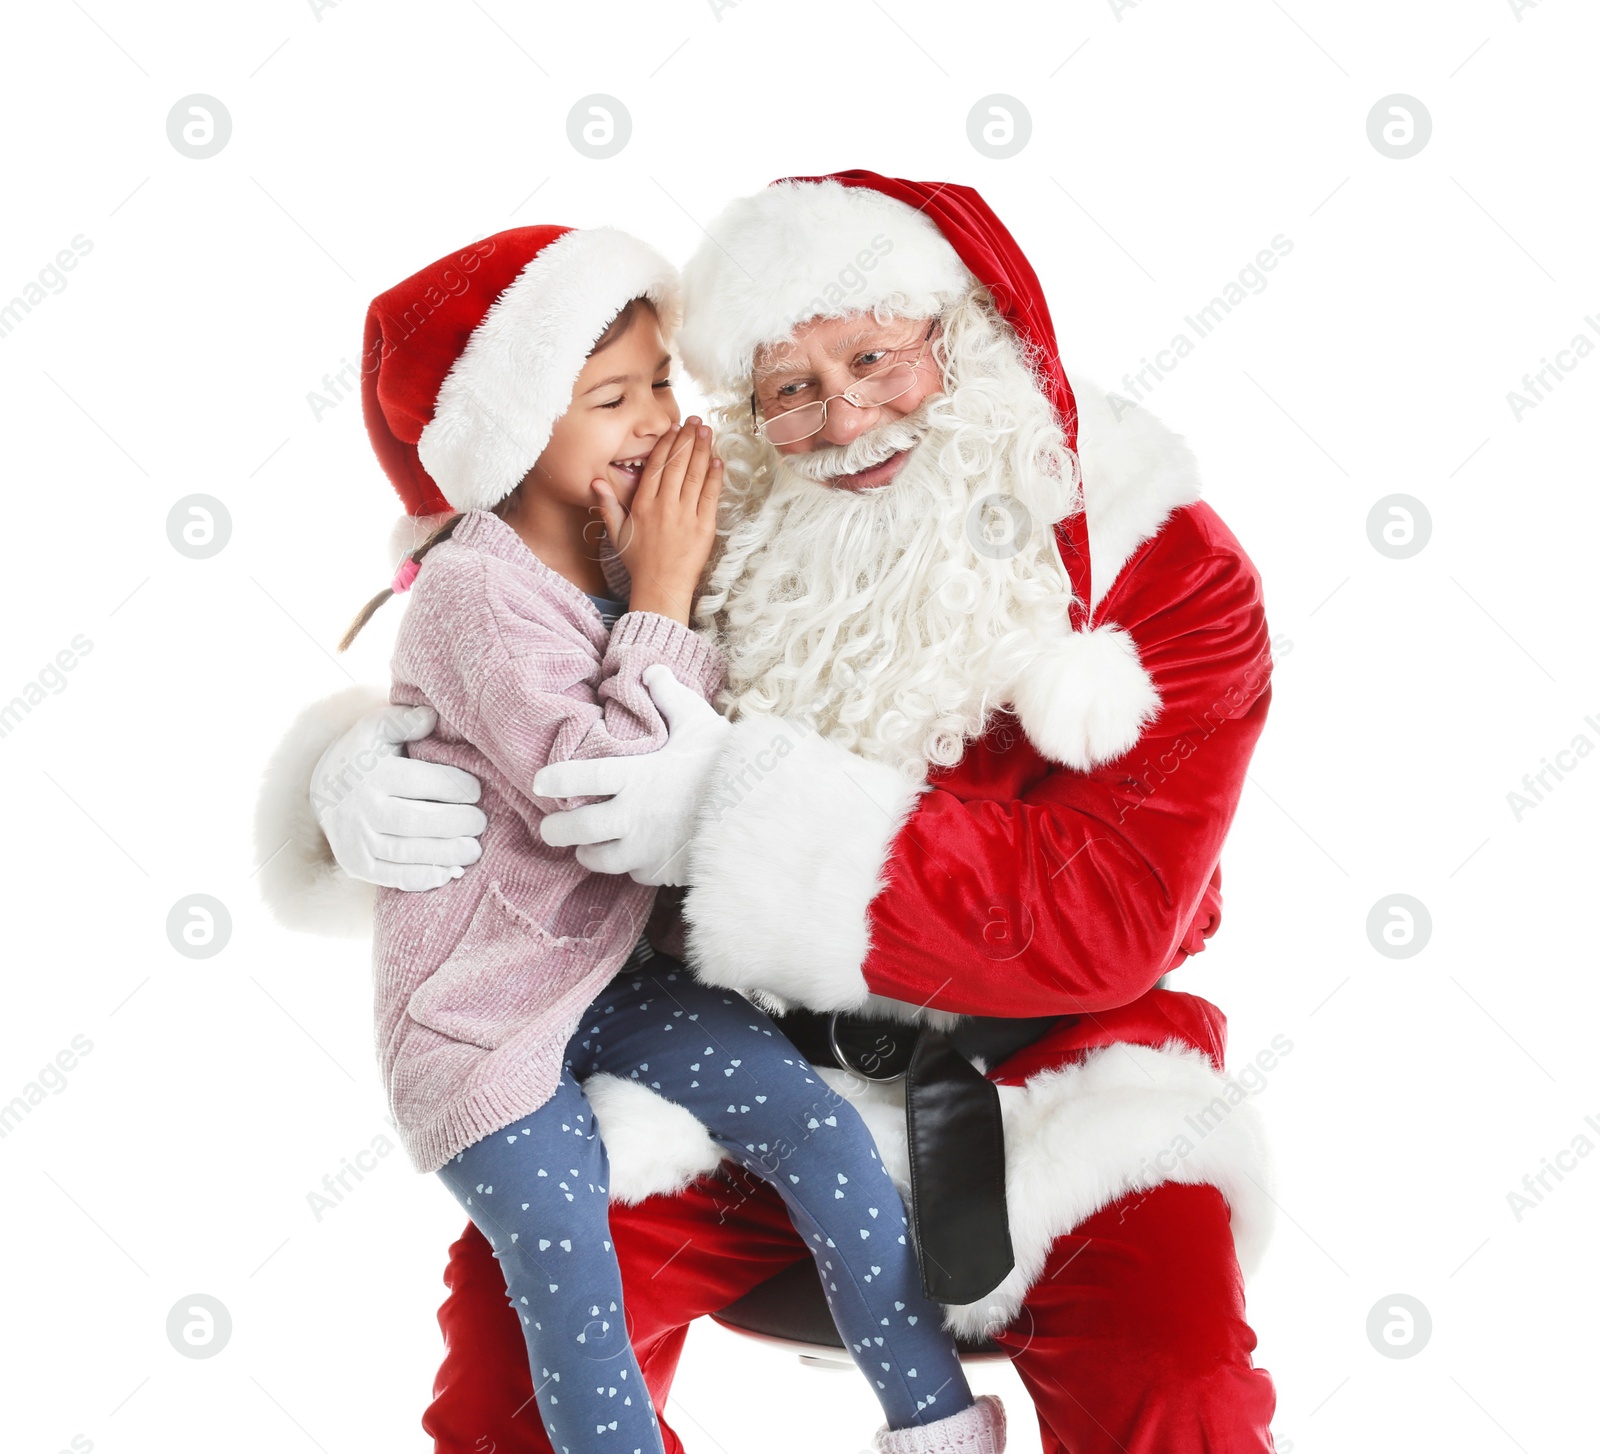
[828,1013,914,1083]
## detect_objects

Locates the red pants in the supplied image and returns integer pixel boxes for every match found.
[423,1168,1276,1453]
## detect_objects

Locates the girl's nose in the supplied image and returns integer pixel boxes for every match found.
[646,391,679,435]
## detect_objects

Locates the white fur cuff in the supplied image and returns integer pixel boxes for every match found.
[254,687,387,938]
[583,1073,728,1203]
[682,717,923,1015]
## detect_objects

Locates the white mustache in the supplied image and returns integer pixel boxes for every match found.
[777,404,933,483]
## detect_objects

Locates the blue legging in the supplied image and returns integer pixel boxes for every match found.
[436,955,972,1454]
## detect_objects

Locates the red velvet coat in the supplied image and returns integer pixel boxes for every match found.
[871,495,1271,1065]
[667,381,1277,1333]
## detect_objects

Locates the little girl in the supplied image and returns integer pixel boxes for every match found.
[343,226,1004,1454]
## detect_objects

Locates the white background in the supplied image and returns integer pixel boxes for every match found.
[2,1,1596,1451]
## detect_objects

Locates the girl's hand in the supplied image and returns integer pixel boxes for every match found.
[593,418,723,626]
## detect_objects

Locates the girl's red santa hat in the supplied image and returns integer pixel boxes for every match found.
[362,225,679,525]
[676,171,1162,773]
[256,227,677,937]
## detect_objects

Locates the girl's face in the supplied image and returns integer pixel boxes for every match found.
[526,304,680,511]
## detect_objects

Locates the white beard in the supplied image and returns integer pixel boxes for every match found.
[699,312,1082,780]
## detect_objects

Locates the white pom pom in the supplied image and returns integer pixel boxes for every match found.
[1009,625,1160,770]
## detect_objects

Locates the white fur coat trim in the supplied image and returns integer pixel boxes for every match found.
[682,716,923,1018]
[1071,377,1204,610]
[816,1041,1276,1338]
[582,1039,1274,1335]
[254,686,387,938]
[418,228,679,512]
[583,1072,729,1204]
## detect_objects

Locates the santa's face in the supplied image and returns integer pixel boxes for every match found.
[751,313,945,491]
[700,287,1081,779]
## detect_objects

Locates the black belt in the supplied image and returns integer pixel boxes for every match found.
[775,1008,1060,1306]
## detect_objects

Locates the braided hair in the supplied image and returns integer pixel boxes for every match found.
[337,513,463,652]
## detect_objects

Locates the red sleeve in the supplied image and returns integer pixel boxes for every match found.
[860,505,1273,1018]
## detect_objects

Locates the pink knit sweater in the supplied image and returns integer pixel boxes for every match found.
[373,510,725,1172]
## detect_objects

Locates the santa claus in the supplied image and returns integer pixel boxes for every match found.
[258,172,1280,1452]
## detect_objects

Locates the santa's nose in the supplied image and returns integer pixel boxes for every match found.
[817,396,881,447]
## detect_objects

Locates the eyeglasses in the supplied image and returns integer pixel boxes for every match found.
[751,322,937,447]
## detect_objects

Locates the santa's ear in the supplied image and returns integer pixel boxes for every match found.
[1008,625,1160,771]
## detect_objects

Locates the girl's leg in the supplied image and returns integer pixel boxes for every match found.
[426,1162,818,1454]
[583,961,974,1431]
[436,1070,664,1454]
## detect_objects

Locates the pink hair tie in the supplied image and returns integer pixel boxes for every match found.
[391,558,421,595]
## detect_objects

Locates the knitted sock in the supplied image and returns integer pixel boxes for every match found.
[872,1394,1006,1454]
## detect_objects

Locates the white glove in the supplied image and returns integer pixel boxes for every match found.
[312,704,487,891]
[533,664,732,886]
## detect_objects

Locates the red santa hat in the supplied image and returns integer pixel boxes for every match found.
[678,172,1077,446]
[362,225,679,521]
[676,172,1158,772]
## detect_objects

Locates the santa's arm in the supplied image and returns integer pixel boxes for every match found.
[254,686,399,938]
[682,521,1271,1018]
[254,687,489,936]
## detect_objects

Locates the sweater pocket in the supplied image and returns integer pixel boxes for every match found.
[405,882,600,1051]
